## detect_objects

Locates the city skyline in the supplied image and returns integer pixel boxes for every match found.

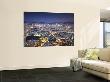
[24,12,74,47]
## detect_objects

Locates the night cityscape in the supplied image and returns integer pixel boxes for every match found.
[24,12,74,47]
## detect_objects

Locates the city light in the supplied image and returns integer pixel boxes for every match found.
[24,12,74,47]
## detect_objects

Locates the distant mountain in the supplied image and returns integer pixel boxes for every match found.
[47,22,73,24]
[24,21,74,24]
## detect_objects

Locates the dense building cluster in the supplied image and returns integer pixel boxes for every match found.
[24,23,74,47]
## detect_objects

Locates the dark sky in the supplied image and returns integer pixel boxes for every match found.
[24,12,74,23]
